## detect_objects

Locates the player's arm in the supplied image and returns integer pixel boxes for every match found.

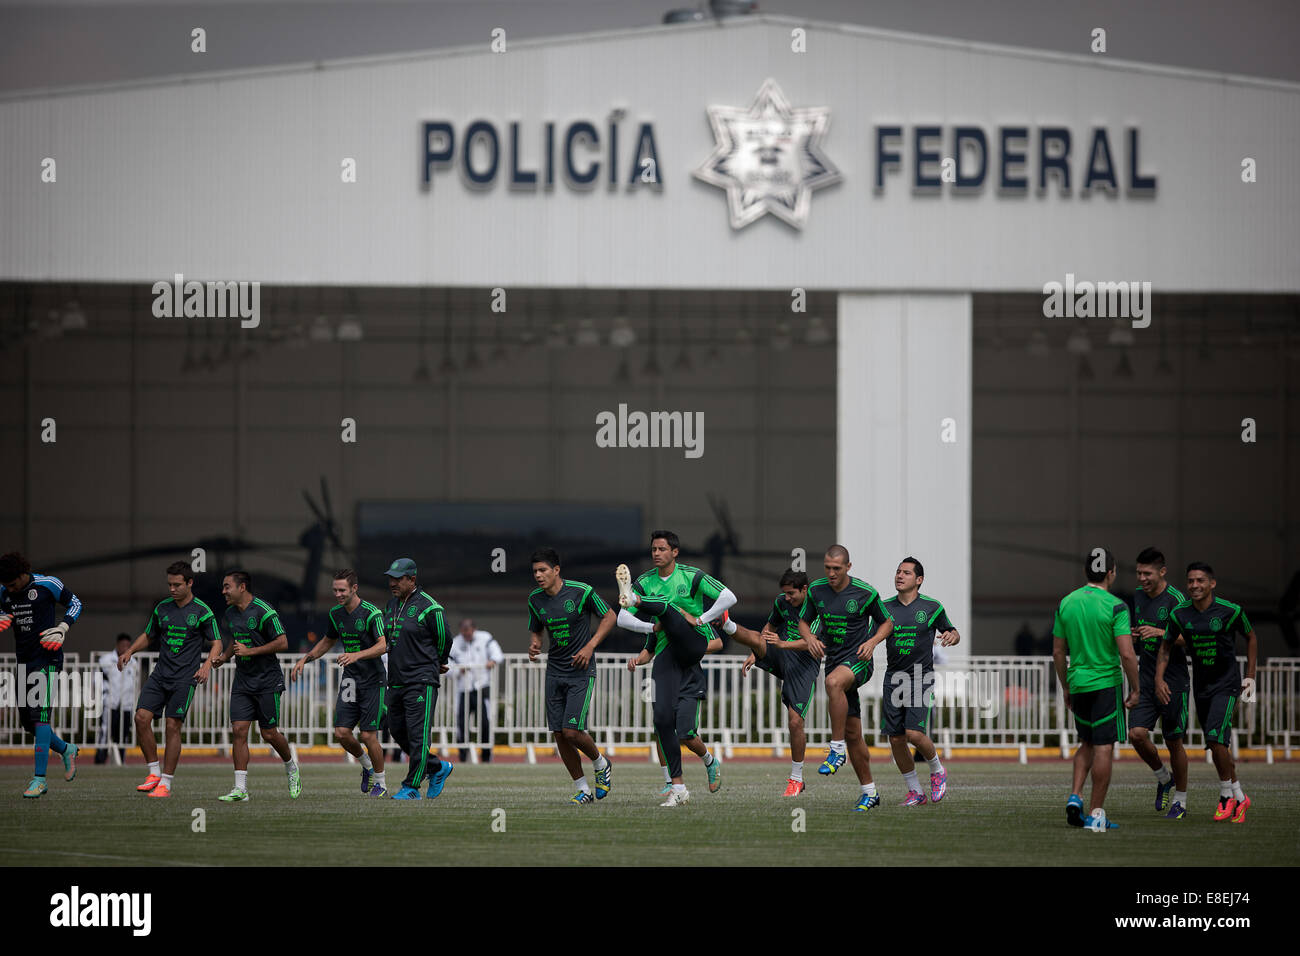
[857,593,894,660]
[1153,638,1172,705]
[1051,636,1070,708]
[292,634,335,680]
[797,600,826,659]
[1112,604,1139,707]
[626,647,653,671]
[933,606,961,646]
[423,605,451,674]
[1236,608,1258,699]
[528,630,545,662]
[341,611,388,667]
[236,610,287,657]
[38,579,83,650]
[618,604,658,634]
[696,573,737,624]
[572,592,617,670]
[119,631,151,669]
[705,636,723,654]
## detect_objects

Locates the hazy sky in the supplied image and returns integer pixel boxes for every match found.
[1,0,1298,95]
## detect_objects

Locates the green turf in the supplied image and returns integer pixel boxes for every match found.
[4,759,1298,866]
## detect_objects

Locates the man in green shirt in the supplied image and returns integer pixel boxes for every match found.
[1051,549,1140,831]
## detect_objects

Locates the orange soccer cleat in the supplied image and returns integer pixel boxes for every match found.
[1231,794,1250,823]
[782,778,805,796]
[147,782,171,798]
[1213,795,1237,821]
[137,773,161,792]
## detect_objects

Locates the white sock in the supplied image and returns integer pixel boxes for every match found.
[1174,790,1187,806]
[375,771,386,788]
[1219,780,1233,799]
[284,757,297,771]
[1231,779,1245,802]
[927,755,944,774]
[1154,765,1172,784]
[903,770,920,792]
[662,764,672,784]
[672,783,686,794]
[593,754,609,772]
[235,770,248,790]
[160,773,173,788]
[360,752,374,771]
[790,761,803,782]
[722,617,737,635]
[701,750,714,766]
[148,761,160,776]
[830,739,846,755]
[574,776,591,794]
[861,782,877,796]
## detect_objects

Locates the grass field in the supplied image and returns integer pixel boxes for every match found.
[4,759,1298,867]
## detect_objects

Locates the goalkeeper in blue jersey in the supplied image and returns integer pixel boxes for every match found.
[0,552,84,798]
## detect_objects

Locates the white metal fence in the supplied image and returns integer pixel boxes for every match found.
[1,653,1293,757]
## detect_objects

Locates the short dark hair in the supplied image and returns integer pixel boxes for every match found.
[779,568,809,590]
[333,568,358,588]
[0,552,31,582]
[650,530,680,551]
[1085,549,1116,583]
[165,560,194,581]
[900,556,925,579]
[825,544,850,563]
[530,548,562,569]
[116,632,132,645]
[1186,561,1215,578]
[1135,547,1166,568]
[223,568,252,591]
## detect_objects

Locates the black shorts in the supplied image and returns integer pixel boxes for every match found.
[1195,688,1239,749]
[672,694,705,740]
[334,680,385,732]
[546,670,596,733]
[881,667,936,737]
[1070,683,1125,745]
[137,673,197,722]
[230,688,283,728]
[827,656,873,721]
[16,661,59,730]
[1129,685,1189,741]
[754,645,818,718]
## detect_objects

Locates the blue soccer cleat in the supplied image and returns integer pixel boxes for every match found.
[23,776,47,799]
[391,786,422,799]
[818,750,846,775]
[571,791,595,804]
[367,783,387,797]
[361,766,373,794]
[1155,777,1175,812]
[1083,809,1119,831]
[1066,793,1085,827]
[1164,801,1186,819]
[853,791,881,812]
[706,753,722,793]
[426,759,454,799]
[62,743,79,782]
[594,758,613,799]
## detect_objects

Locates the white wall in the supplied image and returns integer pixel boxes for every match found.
[837,292,973,655]
[2,17,1297,291]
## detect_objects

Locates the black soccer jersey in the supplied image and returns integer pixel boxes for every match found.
[527,580,612,674]
[1133,585,1188,691]
[146,597,220,683]
[881,593,954,673]
[1,572,83,665]
[225,598,286,694]
[1165,598,1251,696]
[325,599,386,685]
[800,577,890,667]
[384,589,450,686]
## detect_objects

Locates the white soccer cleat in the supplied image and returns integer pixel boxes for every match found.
[659,787,690,807]
[615,564,637,608]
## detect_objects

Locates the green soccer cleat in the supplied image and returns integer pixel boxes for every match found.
[23,776,47,799]
[658,782,673,796]
[571,791,595,804]
[287,763,302,799]
[706,753,722,793]
[594,758,613,798]
[218,788,250,802]
[62,743,79,782]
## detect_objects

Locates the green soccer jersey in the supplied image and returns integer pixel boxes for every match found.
[1052,584,1131,693]
[325,599,386,686]
[145,596,221,683]
[634,563,726,656]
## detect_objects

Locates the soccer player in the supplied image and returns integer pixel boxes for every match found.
[120,561,222,797]
[526,548,618,804]
[291,568,389,796]
[797,545,893,811]
[1156,562,1257,823]
[1051,549,1140,831]
[382,558,455,800]
[1127,547,1190,818]
[213,569,302,801]
[0,552,82,798]
[861,557,958,806]
[738,568,823,795]
[625,530,735,795]
[619,566,717,807]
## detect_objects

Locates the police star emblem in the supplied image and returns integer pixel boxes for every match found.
[693,78,841,230]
